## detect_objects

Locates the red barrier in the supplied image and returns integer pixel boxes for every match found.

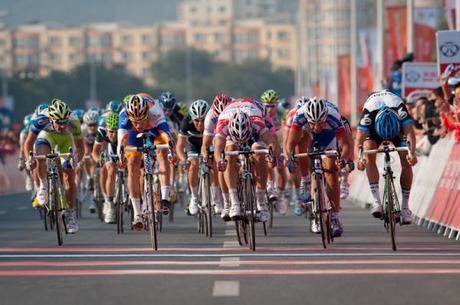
[426,142,460,228]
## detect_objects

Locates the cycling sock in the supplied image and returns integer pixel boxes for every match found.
[255,188,266,208]
[161,186,171,201]
[131,198,141,218]
[103,194,110,203]
[229,189,239,206]
[222,193,230,208]
[402,188,410,209]
[191,186,199,198]
[210,186,222,205]
[369,183,380,203]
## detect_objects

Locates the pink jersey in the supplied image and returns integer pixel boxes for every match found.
[215,98,267,139]
[284,108,297,129]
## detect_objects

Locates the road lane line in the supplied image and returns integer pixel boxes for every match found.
[212,281,239,296]
[224,230,236,237]
[223,241,239,248]
[1,269,460,277]
[1,259,460,267]
[0,210,7,215]
[15,206,28,211]
[2,252,460,258]
[219,257,241,267]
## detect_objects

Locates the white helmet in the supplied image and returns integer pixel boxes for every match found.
[228,110,252,144]
[304,97,328,123]
[83,110,99,125]
[295,96,309,110]
[189,99,210,120]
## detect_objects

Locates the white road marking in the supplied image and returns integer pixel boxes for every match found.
[0,210,7,215]
[219,257,241,267]
[15,206,28,211]
[223,241,239,248]
[224,229,236,237]
[225,221,233,226]
[212,281,240,296]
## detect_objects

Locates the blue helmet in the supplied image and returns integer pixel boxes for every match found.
[375,107,401,140]
[23,113,33,127]
[159,91,176,111]
[106,100,122,113]
[35,103,48,116]
[72,108,85,123]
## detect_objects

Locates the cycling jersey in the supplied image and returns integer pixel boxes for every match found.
[118,99,171,148]
[203,110,220,137]
[284,108,297,130]
[30,109,82,140]
[179,115,203,157]
[81,123,97,145]
[95,126,117,162]
[292,103,346,151]
[215,98,267,140]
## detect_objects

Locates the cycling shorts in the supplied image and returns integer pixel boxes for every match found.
[35,130,74,169]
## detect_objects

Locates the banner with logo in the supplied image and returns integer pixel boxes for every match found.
[436,30,460,76]
[402,62,439,97]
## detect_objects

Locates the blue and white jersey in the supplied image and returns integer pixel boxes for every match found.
[358,90,413,134]
[292,102,346,150]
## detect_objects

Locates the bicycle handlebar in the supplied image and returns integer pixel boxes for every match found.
[294,150,339,158]
[223,149,271,157]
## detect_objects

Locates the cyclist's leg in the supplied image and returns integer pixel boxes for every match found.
[223,141,240,219]
[84,142,95,190]
[252,141,270,221]
[363,137,382,217]
[34,131,53,206]
[186,144,200,215]
[126,130,143,227]
[397,140,414,224]
[294,131,312,215]
[103,159,116,223]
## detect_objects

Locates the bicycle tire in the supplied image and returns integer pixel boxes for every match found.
[203,173,213,238]
[235,220,246,246]
[313,174,327,249]
[244,176,256,251]
[50,177,64,246]
[269,199,274,228]
[115,174,124,234]
[386,174,397,251]
[145,176,158,251]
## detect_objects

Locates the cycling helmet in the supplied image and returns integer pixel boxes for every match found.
[48,99,71,121]
[106,100,122,113]
[106,112,119,130]
[83,110,99,125]
[228,110,252,144]
[35,103,48,116]
[375,107,401,140]
[295,96,309,110]
[159,91,176,111]
[260,89,279,105]
[72,109,85,123]
[123,94,134,105]
[137,92,153,99]
[212,93,230,115]
[126,95,148,121]
[304,97,328,123]
[23,114,33,127]
[189,99,210,120]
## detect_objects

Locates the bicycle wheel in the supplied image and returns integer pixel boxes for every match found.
[313,174,327,249]
[145,176,158,251]
[269,199,274,229]
[386,175,397,251]
[235,220,247,246]
[50,177,64,246]
[244,176,256,251]
[202,173,213,238]
[115,175,124,234]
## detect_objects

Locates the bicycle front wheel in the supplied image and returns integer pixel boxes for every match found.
[145,177,158,251]
[115,174,124,234]
[50,177,64,246]
[386,175,397,251]
[313,174,327,249]
[244,176,256,251]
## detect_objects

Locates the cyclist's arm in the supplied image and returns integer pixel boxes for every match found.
[176,135,187,162]
[23,132,38,159]
[74,138,84,161]
[260,130,281,157]
[92,142,104,163]
[337,131,352,161]
[213,135,226,162]
[354,130,367,160]
[403,124,417,155]
[201,134,213,158]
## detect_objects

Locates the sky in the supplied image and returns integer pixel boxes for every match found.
[0,0,180,26]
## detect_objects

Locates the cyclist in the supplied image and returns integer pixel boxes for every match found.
[18,113,34,193]
[26,99,84,233]
[260,89,288,215]
[286,97,353,237]
[92,112,119,224]
[202,94,231,220]
[283,96,308,211]
[82,109,100,213]
[176,99,222,215]
[355,90,417,225]
[214,97,282,222]
[118,94,175,230]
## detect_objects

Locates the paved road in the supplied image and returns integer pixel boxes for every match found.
[0,192,459,305]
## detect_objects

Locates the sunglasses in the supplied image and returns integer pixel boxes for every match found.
[107,129,117,134]
[193,118,205,123]
[53,120,69,126]
[88,123,97,128]
[265,104,277,108]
